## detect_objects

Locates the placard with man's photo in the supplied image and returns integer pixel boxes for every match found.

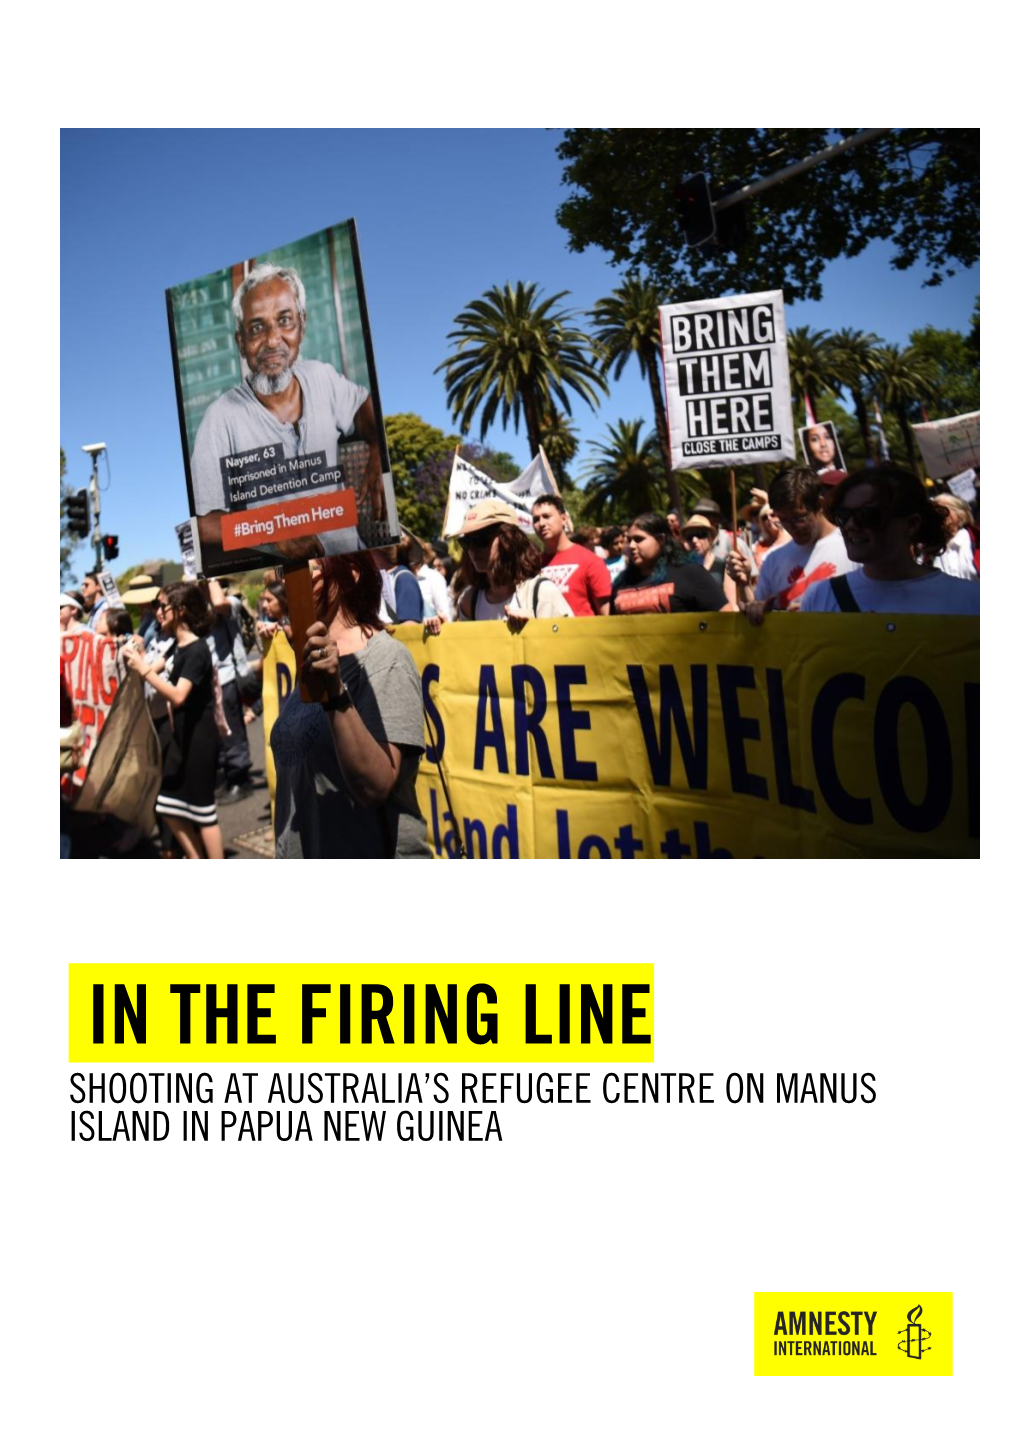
[166,220,399,579]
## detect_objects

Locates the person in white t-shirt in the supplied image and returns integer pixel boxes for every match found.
[931,494,979,581]
[801,465,980,615]
[726,467,859,624]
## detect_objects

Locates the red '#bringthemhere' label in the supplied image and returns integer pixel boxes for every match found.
[220,488,357,552]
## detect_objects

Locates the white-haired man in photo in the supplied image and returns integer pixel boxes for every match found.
[190,264,384,561]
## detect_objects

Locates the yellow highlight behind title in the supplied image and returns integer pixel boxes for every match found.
[69,964,654,1063]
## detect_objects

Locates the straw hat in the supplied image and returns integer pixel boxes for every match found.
[121,573,160,605]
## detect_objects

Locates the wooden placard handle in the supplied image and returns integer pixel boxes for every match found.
[730,469,739,548]
[283,563,325,703]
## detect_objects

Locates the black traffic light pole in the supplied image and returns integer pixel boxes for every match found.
[712,129,891,214]
[682,130,892,250]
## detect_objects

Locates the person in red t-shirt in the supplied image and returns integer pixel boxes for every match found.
[532,496,612,616]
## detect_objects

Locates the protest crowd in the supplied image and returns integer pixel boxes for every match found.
[60,459,980,861]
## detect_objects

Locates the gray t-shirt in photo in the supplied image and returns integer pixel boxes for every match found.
[271,630,431,859]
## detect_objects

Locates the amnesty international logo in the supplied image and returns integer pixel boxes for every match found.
[898,1304,932,1360]
[753,1292,952,1376]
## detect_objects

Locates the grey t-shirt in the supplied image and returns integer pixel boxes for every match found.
[190,358,369,556]
[271,630,431,859]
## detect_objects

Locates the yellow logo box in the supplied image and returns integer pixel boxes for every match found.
[754,1293,952,1376]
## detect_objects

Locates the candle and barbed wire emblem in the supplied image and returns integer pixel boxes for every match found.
[897,1305,931,1359]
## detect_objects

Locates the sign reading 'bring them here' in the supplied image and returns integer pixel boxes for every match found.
[660,290,794,469]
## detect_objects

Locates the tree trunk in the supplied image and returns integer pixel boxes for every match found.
[896,405,920,476]
[851,387,873,460]
[522,386,543,461]
[647,350,680,512]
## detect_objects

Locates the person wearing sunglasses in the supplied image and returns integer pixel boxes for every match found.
[727,467,859,624]
[800,465,981,615]
[453,501,572,621]
[123,583,225,859]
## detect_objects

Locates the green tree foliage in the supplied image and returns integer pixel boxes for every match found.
[436,282,607,456]
[906,323,980,418]
[589,276,681,511]
[557,129,979,303]
[538,407,580,487]
[871,345,939,473]
[385,413,462,489]
[401,438,522,541]
[580,419,666,524]
[786,327,843,417]
[828,329,881,456]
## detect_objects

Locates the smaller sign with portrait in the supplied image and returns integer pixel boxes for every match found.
[798,419,846,478]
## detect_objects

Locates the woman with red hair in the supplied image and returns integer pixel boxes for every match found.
[270,553,431,858]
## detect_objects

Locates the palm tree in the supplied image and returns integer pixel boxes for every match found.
[436,282,607,458]
[580,419,665,522]
[871,345,939,475]
[786,327,839,421]
[590,276,680,512]
[829,328,882,458]
[539,406,579,488]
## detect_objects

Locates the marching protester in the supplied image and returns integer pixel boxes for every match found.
[726,467,858,624]
[80,572,109,631]
[256,581,292,644]
[454,500,572,621]
[600,526,628,583]
[800,465,981,615]
[207,577,255,804]
[680,515,735,606]
[419,542,453,622]
[689,496,758,577]
[611,513,727,615]
[748,500,791,573]
[931,494,980,580]
[60,593,85,634]
[388,537,426,623]
[95,607,134,640]
[532,494,613,616]
[270,554,431,858]
[123,582,224,859]
[121,573,162,642]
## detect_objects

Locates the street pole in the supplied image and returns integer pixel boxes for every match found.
[713,129,892,213]
[89,454,102,571]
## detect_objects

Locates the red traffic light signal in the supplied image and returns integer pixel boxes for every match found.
[102,534,120,562]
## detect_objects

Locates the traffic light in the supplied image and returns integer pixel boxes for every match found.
[102,534,120,562]
[67,488,90,539]
[676,172,715,248]
[713,184,749,253]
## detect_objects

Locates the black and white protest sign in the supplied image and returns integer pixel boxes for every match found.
[97,572,122,606]
[442,450,557,538]
[175,519,199,576]
[660,291,793,468]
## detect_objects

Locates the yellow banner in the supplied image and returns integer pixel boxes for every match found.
[69,964,654,1062]
[393,613,978,859]
[754,1291,953,1375]
[260,628,297,819]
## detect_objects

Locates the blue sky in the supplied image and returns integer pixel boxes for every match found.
[60,129,979,575]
